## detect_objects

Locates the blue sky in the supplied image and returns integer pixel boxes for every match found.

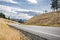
[0,0,51,20]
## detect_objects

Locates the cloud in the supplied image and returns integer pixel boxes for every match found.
[0,0,18,4]
[0,5,40,13]
[12,13,33,19]
[0,5,39,19]
[0,0,51,20]
[0,5,17,13]
[0,5,29,14]
[27,0,37,4]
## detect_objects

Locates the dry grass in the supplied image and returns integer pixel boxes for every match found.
[0,18,30,40]
[0,18,20,24]
[26,11,60,27]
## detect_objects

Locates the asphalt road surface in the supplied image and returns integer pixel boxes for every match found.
[9,24,60,40]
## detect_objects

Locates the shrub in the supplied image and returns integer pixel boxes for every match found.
[18,19,24,23]
[0,13,6,18]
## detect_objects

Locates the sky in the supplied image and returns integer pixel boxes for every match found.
[0,0,51,20]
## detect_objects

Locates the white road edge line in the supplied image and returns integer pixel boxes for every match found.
[38,31,60,37]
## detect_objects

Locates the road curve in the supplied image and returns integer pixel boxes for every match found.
[8,24,60,40]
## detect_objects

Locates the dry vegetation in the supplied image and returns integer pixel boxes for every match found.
[0,18,30,40]
[26,11,60,27]
[0,18,20,24]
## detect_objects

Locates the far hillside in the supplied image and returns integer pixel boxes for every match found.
[26,11,60,27]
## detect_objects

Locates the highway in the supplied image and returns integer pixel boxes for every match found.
[9,24,60,40]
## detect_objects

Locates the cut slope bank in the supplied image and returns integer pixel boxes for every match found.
[26,11,60,27]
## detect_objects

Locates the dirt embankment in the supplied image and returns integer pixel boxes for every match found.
[26,11,60,27]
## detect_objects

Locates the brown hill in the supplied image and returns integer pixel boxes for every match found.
[26,11,60,27]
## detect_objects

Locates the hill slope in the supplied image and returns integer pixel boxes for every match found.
[26,11,60,27]
[0,18,30,40]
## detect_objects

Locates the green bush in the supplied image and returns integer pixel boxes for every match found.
[18,19,23,23]
[0,13,6,18]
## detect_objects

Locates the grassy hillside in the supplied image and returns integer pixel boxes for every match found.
[0,18,30,40]
[0,18,20,24]
[26,11,60,27]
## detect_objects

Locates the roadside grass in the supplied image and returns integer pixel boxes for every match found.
[0,18,20,24]
[26,23,60,27]
[0,18,21,24]
[0,18,30,40]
